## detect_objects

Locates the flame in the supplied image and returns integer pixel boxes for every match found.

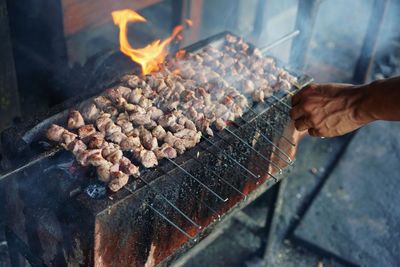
[112,9,185,75]
[175,49,186,59]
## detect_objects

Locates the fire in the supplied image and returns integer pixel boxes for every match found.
[112,9,188,75]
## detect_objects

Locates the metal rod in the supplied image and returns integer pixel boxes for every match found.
[261,30,301,54]
[166,158,228,202]
[252,129,293,164]
[247,107,296,147]
[201,136,260,180]
[270,94,292,109]
[223,128,282,176]
[139,177,202,229]
[232,119,293,164]
[160,169,222,220]
[188,152,247,199]
[124,186,194,239]
[145,202,193,239]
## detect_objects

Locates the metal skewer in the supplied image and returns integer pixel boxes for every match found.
[222,128,282,175]
[247,107,296,147]
[145,202,193,239]
[260,30,300,54]
[269,94,292,109]
[201,136,260,180]
[165,158,228,202]
[231,119,293,164]
[188,152,247,199]
[124,186,194,239]
[138,177,202,229]
[160,169,222,220]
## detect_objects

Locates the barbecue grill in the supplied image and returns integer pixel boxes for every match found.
[0,32,312,266]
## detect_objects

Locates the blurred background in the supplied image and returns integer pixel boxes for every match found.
[1,0,400,266]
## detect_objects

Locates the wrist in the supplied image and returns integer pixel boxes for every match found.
[353,83,378,124]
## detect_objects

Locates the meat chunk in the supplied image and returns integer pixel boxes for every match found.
[215,118,227,131]
[47,124,65,142]
[78,124,96,139]
[96,113,112,132]
[119,157,140,177]
[67,110,85,129]
[139,150,158,168]
[94,96,112,109]
[108,131,126,144]
[139,128,158,151]
[158,114,176,128]
[148,107,164,121]
[97,162,113,183]
[66,139,87,154]
[120,136,141,151]
[152,125,166,141]
[86,149,109,167]
[129,113,152,126]
[105,149,123,164]
[82,103,100,122]
[108,171,129,192]
[252,90,265,102]
[155,143,177,160]
[61,131,77,146]
[87,132,105,149]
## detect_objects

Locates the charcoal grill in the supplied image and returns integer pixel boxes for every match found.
[0,32,312,267]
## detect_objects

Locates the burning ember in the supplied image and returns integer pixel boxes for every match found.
[111,9,189,75]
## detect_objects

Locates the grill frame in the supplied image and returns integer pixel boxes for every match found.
[1,31,312,266]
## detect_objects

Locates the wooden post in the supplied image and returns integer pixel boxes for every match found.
[289,0,321,70]
[353,0,389,84]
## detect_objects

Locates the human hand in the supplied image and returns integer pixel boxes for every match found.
[290,83,371,137]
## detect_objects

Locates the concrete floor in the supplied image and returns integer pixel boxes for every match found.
[180,135,354,267]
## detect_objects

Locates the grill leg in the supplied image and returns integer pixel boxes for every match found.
[5,227,45,267]
[5,227,25,267]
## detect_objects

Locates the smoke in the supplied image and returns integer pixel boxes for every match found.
[198,0,400,83]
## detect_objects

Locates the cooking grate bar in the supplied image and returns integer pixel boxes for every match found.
[187,152,247,198]
[260,29,300,54]
[222,128,282,176]
[138,177,202,230]
[160,169,222,219]
[231,119,292,165]
[201,136,260,180]
[269,94,292,109]
[145,202,193,239]
[124,186,195,239]
[166,158,228,202]
[247,107,295,147]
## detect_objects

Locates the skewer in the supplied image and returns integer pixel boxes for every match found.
[138,177,202,229]
[270,94,292,109]
[247,107,296,147]
[165,158,228,202]
[145,202,193,239]
[201,136,260,180]
[160,169,222,220]
[124,186,194,239]
[260,30,300,54]
[188,152,247,199]
[222,128,282,175]
[231,119,293,164]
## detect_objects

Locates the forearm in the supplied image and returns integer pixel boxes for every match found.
[358,76,400,122]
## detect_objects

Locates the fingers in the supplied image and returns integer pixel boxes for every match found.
[308,128,320,137]
[290,104,305,120]
[291,83,318,106]
[294,117,312,131]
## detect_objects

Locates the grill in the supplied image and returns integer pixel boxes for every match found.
[1,32,312,266]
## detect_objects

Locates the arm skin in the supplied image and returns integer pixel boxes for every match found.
[290,76,400,137]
